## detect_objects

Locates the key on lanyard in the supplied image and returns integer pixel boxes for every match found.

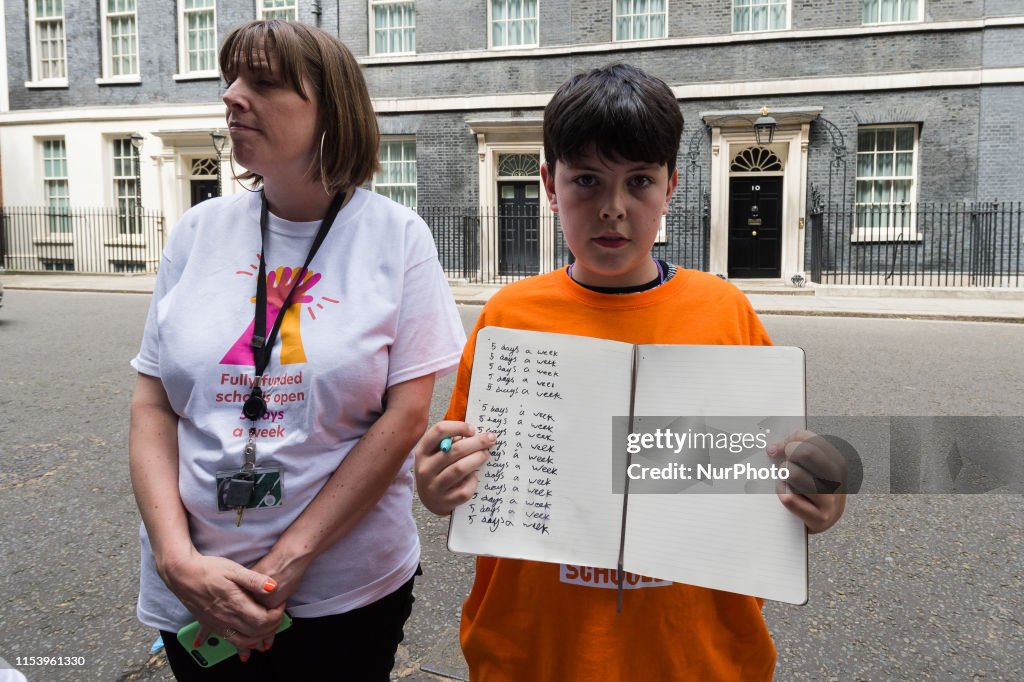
[233,429,258,526]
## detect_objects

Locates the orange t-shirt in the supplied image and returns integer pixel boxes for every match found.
[446,268,778,682]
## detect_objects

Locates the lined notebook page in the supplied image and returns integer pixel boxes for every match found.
[448,327,633,569]
[627,344,808,604]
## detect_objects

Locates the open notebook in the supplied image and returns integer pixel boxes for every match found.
[447,326,809,605]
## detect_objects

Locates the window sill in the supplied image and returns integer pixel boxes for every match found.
[103,236,149,247]
[370,50,417,58]
[96,76,141,85]
[173,72,219,82]
[862,19,923,27]
[33,236,74,245]
[24,79,69,89]
[730,27,791,35]
[612,35,669,43]
[851,229,923,243]
[488,43,539,51]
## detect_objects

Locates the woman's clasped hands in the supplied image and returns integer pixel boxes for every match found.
[161,551,285,661]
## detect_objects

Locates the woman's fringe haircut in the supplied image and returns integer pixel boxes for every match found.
[219,20,380,194]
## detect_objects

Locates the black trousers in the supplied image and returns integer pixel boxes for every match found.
[160,572,417,681]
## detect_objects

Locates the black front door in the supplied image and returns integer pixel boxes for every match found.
[497,181,540,276]
[728,176,782,278]
[191,179,219,206]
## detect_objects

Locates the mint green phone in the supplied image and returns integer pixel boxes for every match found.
[176,613,293,668]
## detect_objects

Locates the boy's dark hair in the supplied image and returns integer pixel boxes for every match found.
[544,63,684,175]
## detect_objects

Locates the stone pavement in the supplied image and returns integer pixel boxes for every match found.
[4,271,1023,323]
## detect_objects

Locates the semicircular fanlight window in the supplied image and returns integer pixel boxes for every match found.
[730,146,783,172]
[497,153,541,177]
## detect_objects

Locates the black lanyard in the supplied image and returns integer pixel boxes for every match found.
[241,190,346,422]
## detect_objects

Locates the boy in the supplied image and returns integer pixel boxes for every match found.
[414,64,845,681]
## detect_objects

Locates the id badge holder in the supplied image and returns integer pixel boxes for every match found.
[216,465,285,512]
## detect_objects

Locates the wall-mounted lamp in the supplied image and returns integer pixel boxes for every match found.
[210,130,227,155]
[210,130,227,197]
[753,106,777,147]
[706,106,778,148]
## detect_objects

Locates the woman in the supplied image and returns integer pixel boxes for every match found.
[129,20,465,680]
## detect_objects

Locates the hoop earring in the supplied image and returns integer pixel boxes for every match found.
[319,131,331,196]
[228,152,261,193]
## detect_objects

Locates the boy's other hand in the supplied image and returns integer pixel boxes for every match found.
[767,430,847,534]
[414,421,495,515]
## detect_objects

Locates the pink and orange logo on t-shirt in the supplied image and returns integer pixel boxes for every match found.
[221,259,338,366]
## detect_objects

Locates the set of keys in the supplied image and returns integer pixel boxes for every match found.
[222,428,259,526]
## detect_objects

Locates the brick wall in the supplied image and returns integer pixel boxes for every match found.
[404,112,481,207]
[363,30,983,99]
[3,1,1021,215]
[338,0,368,56]
[7,0,258,109]
[985,0,1024,16]
[977,23,1024,201]
[982,26,1024,68]
[978,85,1024,202]
[6,2,1010,110]
[924,0,985,22]
[416,0,487,53]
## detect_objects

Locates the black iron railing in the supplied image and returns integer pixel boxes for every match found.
[9,200,1014,288]
[809,202,1023,287]
[419,206,710,284]
[1,205,165,273]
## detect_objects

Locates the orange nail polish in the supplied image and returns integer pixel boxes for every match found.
[263,579,278,592]
[240,654,249,663]
[192,638,201,649]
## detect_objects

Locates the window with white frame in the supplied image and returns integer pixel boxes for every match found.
[373,140,417,208]
[258,0,298,20]
[855,125,918,240]
[732,0,788,32]
[42,139,70,233]
[111,260,146,272]
[42,259,75,271]
[102,0,139,79]
[179,0,217,75]
[113,138,141,234]
[862,0,921,24]
[614,0,667,42]
[491,0,538,48]
[371,1,415,54]
[30,0,67,83]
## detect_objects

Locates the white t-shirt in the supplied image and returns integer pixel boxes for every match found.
[0,658,26,682]
[131,189,465,632]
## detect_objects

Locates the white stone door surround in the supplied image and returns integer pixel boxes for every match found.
[703,107,822,281]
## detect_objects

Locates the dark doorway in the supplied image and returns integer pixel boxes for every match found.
[497,181,540,276]
[190,179,219,206]
[728,176,782,278]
